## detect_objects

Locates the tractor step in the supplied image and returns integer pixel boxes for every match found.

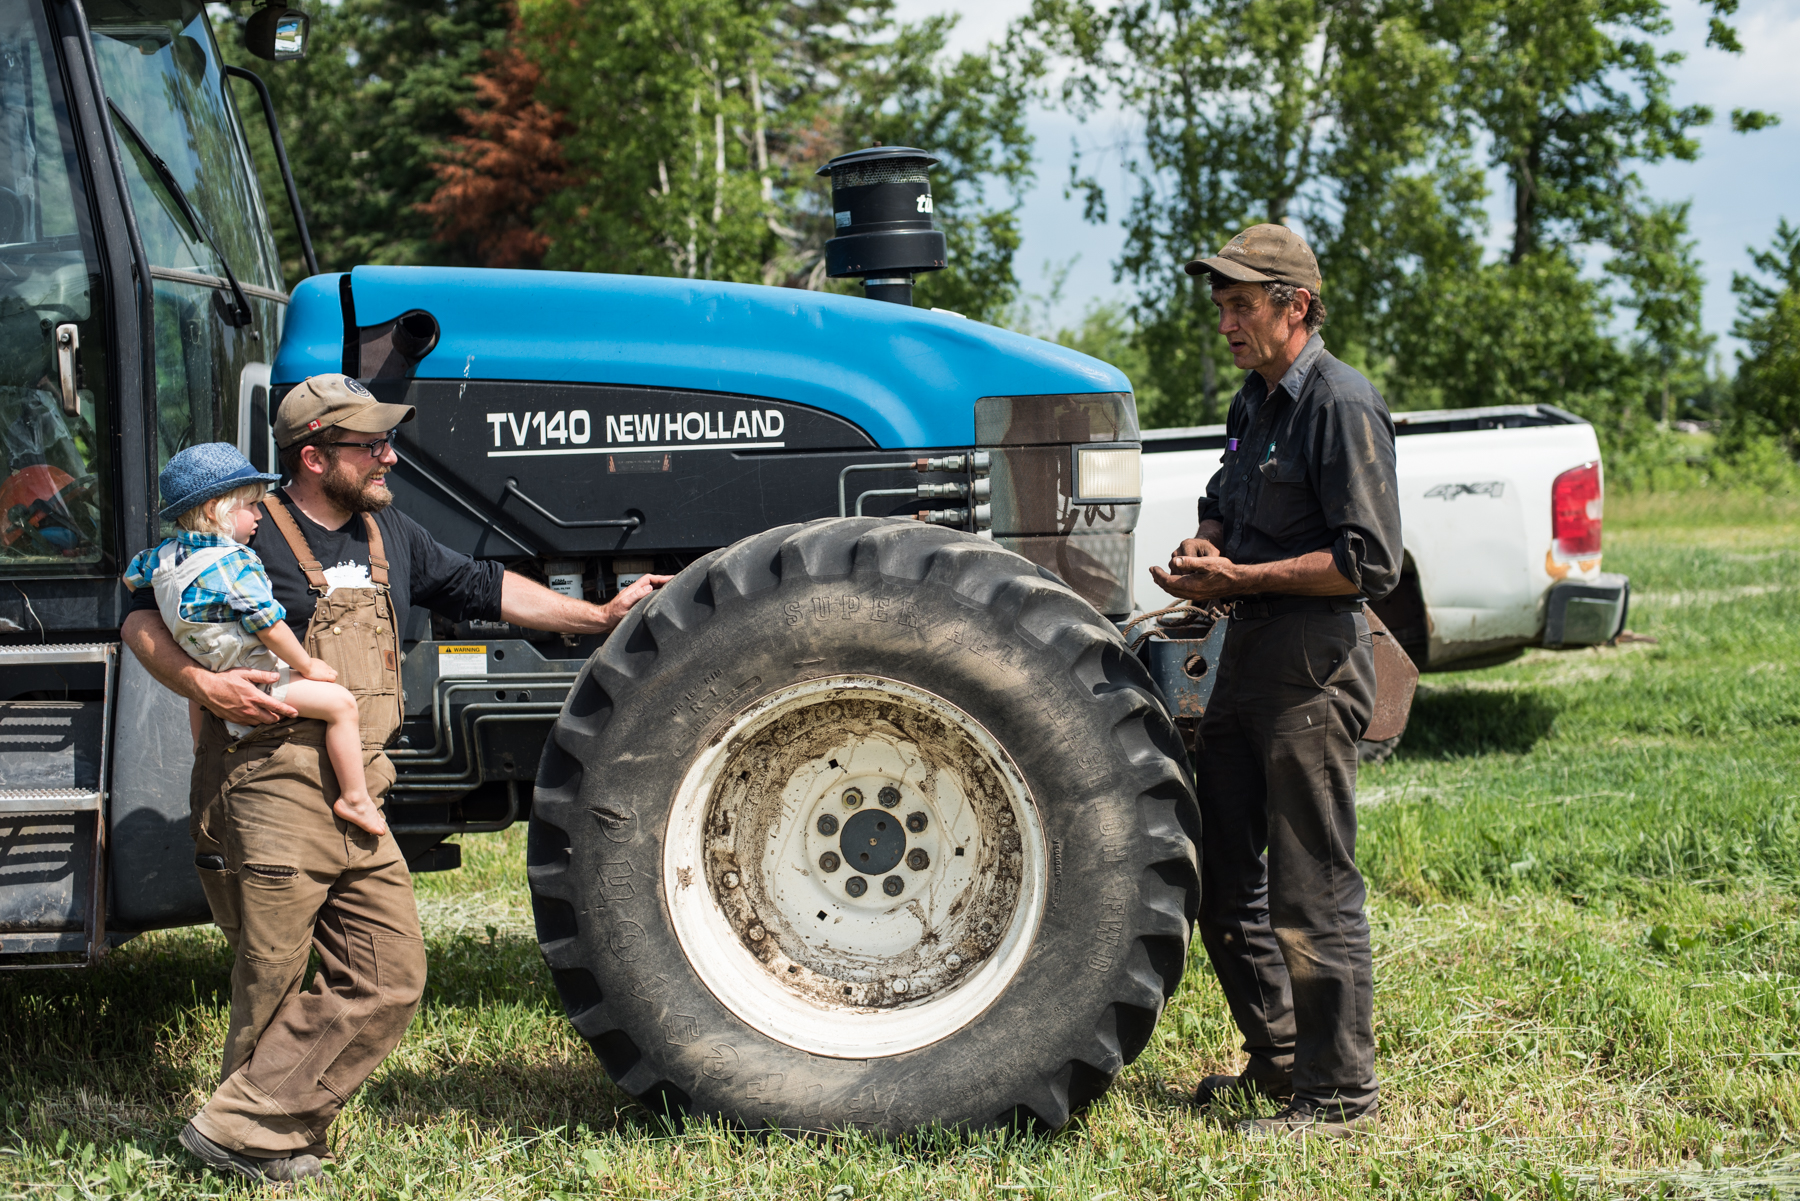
[0,788,104,813]
[0,645,118,968]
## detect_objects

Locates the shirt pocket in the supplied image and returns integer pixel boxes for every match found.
[1248,450,1314,544]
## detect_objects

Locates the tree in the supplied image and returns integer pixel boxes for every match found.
[1607,198,1711,426]
[516,0,776,282]
[416,35,569,268]
[1012,0,1469,425]
[1384,249,1642,424]
[418,0,1032,321]
[221,0,514,278]
[1011,0,1771,434]
[1444,0,1718,264]
[1732,220,1800,448]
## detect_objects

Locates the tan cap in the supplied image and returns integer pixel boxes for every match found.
[274,374,415,450]
[1185,223,1322,293]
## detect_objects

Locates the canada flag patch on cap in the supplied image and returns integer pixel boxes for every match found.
[307,419,321,431]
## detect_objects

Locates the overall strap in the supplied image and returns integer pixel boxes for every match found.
[362,513,389,586]
[260,497,330,593]
[162,543,240,588]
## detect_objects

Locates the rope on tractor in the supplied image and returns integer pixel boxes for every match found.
[1121,600,1230,652]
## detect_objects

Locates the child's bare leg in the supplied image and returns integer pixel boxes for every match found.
[283,679,388,837]
[188,698,204,749]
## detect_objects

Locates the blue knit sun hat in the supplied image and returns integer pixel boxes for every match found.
[158,443,282,522]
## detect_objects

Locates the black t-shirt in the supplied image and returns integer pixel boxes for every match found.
[128,491,506,641]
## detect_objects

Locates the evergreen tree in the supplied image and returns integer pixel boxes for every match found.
[1732,220,1800,448]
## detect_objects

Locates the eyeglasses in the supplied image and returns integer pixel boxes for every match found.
[327,431,398,457]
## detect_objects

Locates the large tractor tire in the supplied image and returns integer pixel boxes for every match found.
[527,519,1198,1134]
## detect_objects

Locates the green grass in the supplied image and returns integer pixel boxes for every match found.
[6,512,1800,1198]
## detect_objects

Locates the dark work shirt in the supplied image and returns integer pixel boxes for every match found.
[1197,334,1402,600]
[128,491,506,641]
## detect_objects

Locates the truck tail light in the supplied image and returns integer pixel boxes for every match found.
[1551,461,1602,559]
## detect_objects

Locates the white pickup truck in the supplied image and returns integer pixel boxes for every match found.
[1135,403,1631,670]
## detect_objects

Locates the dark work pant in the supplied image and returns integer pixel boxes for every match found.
[1195,608,1379,1119]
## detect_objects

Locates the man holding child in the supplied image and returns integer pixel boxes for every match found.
[121,374,669,1184]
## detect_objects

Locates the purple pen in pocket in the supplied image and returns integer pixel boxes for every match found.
[1226,438,1239,451]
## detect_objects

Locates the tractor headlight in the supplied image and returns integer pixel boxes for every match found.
[1072,444,1141,505]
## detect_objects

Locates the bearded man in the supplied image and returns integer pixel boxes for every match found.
[120,374,669,1183]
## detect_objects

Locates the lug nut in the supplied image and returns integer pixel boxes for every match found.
[817,813,838,835]
[946,953,963,969]
[998,810,1014,826]
[723,871,740,889]
[878,786,901,808]
[905,811,928,833]
[891,978,909,993]
[747,925,765,941]
[845,876,867,897]
[819,851,840,873]
[907,848,930,871]
[883,875,904,896]
[842,788,863,809]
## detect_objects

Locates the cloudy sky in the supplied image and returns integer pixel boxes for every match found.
[891,0,1800,358]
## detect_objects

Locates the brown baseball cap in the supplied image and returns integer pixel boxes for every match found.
[1185,223,1322,293]
[274,374,415,450]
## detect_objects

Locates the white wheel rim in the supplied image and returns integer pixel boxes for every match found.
[662,675,1047,1058]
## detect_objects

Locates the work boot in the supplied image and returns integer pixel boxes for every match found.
[180,1122,325,1184]
[1237,1100,1379,1140]
[1192,1071,1293,1107]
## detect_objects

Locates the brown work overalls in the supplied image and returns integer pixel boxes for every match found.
[185,498,425,1157]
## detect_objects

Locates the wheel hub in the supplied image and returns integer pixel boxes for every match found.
[838,807,906,876]
[662,675,1047,1058]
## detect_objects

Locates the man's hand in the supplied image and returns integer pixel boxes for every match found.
[195,667,293,723]
[500,570,674,635]
[1171,537,1222,567]
[1151,558,1242,602]
[121,610,297,724]
[1151,547,1359,603]
[595,573,674,630]
[1170,519,1227,570]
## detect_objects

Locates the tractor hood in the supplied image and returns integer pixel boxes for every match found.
[272,266,1131,449]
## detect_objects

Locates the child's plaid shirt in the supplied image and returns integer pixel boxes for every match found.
[123,531,286,633]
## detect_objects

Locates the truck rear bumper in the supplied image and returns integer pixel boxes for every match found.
[1543,573,1630,647]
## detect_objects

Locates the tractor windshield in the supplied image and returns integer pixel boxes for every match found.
[88,0,279,292]
[88,0,285,535]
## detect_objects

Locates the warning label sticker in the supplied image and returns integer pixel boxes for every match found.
[437,645,488,677]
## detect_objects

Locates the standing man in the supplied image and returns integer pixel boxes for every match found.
[1151,226,1401,1138]
[120,375,670,1184]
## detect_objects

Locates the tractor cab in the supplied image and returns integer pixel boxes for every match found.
[0,0,287,608]
[0,0,295,964]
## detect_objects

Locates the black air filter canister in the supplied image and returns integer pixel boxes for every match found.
[818,147,946,305]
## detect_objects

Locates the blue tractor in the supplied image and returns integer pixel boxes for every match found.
[0,0,1198,1135]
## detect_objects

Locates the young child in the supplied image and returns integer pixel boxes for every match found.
[124,443,388,838]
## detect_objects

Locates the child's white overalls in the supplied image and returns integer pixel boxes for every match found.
[150,540,291,737]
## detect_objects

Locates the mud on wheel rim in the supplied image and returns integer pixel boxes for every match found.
[663,675,1047,1059]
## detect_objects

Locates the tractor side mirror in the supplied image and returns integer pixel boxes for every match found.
[244,5,309,61]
